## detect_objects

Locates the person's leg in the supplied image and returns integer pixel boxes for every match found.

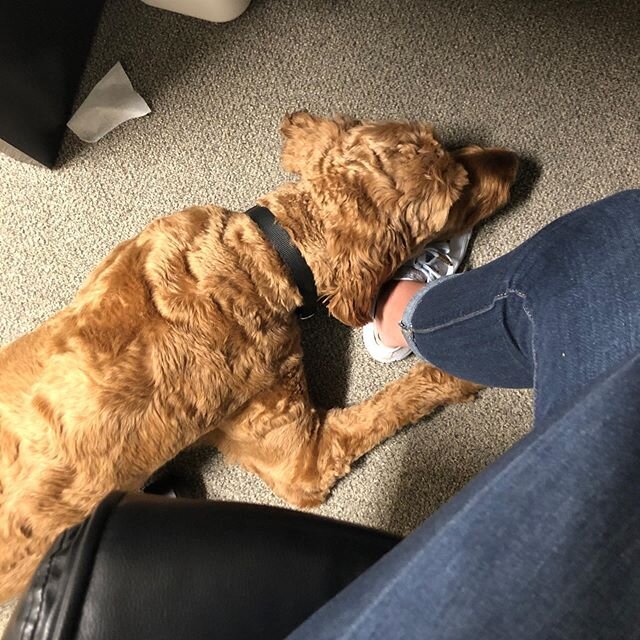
[288,190,640,639]
[288,352,640,640]
[401,189,640,423]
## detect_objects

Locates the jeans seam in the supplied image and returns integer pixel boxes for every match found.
[517,290,538,409]
[405,288,537,391]
[410,288,529,335]
[401,273,457,332]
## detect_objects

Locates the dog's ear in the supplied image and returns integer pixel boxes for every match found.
[449,146,519,228]
[322,138,468,327]
[280,111,359,176]
[325,223,400,327]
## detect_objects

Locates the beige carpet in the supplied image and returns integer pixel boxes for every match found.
[1,0,638,626]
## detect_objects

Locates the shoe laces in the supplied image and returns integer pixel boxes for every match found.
[412,242,454,281]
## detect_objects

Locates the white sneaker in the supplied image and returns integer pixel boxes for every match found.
[362,322,413,363]
[362,231,472,363]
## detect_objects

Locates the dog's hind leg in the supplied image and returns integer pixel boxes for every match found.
[210,362,481,508]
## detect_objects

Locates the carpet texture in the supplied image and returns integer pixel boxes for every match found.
[1,0,638,624]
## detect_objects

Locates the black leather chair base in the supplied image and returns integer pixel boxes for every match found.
[3,492,399,640]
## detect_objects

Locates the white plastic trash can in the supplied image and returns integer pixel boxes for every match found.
[141,0,251,22]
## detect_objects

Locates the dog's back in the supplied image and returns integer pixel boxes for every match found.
[0,204,301,600]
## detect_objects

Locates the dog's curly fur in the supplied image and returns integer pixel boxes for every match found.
[0,112,518,600]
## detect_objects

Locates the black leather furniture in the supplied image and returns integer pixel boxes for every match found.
[2,492,399,640]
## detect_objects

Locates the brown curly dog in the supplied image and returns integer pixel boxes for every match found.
[0,112,518,600]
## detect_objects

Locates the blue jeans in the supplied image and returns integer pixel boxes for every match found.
[289,190,640,640]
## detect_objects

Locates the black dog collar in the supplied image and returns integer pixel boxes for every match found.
[246,205,318,319]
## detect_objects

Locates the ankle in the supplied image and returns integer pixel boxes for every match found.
[375,280,425,347]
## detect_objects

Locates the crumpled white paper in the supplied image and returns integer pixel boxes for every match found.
[67,62,151,143]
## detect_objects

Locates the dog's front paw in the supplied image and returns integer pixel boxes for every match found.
[275,483,329,510]
[452,378,484,403]
[405,362,484,411]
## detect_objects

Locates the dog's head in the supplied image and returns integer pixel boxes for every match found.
[280,111,518,326]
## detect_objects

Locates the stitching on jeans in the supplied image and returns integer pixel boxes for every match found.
[402,273,459,333]
[410,288,537,391]
[511,289,538,405]
[410,288,534,335]
[506,287,536,377]
[409,296,506,334]
[504,291,536,375]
